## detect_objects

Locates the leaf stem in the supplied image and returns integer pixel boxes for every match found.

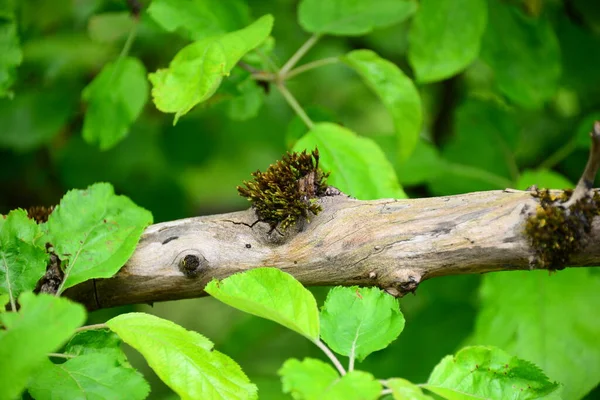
[348,352,355,372]
[1,253,16,311]
[48,352,77,359]
[285,57,339,80]
[315,339,346,376]
[109,18,139,82]
[539,138,578,169]
[279,34,321,78]
[75,323,109,333]
[276,82,314,129]
[380,388,392,396]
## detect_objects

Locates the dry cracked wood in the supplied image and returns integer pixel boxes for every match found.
[66,122,600,311]
[66,189,600,310]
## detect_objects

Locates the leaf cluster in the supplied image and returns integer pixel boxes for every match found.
[237,149,329,230]
[206,268,560,400]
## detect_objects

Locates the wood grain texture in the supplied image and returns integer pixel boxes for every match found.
[65,189,600,310]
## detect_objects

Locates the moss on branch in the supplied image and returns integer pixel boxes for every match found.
[237,149,329,230]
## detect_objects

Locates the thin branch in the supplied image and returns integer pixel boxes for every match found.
[380,388,393,396]
[315,339,346,376]
[285,57,340,80]
[276,82,314,128]
[563,121,600,208]
[280,34,321,78]
[251,72,276,82]
[237,61,260,74]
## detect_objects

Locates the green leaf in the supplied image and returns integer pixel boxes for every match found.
[23,34,114,80]
[395,139,444,186]
[343,50,422,161]
[285,106,337,149]
[384,378,433,400]
[325,371,381,399]
[480,1,560,108]
[46,182,153,294]
[408,0,487,83]
[293,122,407,200]
[107,312,257,400]
[225,74,264,121]
[279,358,339,400]
[28,353,150,400]
[298,0,416,36]
[515,169,574,190]
[205,267,319,341]
[0,18,22,98]
[320,286,405,362]
[147,0,251,41]
[0,293,86,400]
[0,86,78,151]
[149,14,273,123]
[279,359,381,400]
[471,270,600,400]
[0,293,8,312]
[429,98,518,195]
[64,329,119,353]
[425,346,560,400]
[0,209,48,308]
[82,57,149,150]
[87,12,134,44]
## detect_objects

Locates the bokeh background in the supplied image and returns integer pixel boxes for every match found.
[2,0,600,398]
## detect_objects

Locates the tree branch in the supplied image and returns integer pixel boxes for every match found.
[66,123,600,311]
[66,189,600,310]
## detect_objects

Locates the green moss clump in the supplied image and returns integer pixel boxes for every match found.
[237,149,329,230]
[525,189,600,269]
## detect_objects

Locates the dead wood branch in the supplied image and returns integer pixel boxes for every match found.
[66,122,600,311]
[66,189,600,310]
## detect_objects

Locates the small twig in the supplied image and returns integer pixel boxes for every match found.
[125,0,142,17]
[563,121,600,208]
[315,339,346,376]
[285,57,340,80]
[276,82,314,128]
[380,388,393,396]
[75,323,109,333]
[279,34,321,78]
[251,72,276,82]
[237,61,260,74]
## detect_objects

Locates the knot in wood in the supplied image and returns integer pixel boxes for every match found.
[383,270,422,297]
[178,254,208,278]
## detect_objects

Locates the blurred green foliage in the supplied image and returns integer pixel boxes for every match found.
[2,0,600,399]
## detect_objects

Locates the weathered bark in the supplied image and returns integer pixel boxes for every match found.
[66,189,600,311]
